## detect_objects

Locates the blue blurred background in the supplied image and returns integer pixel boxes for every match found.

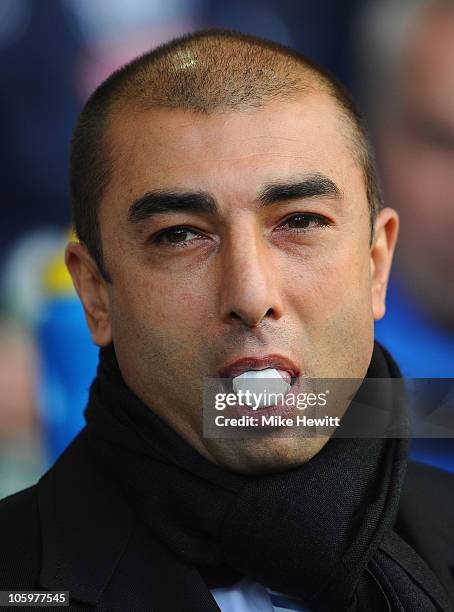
[1,0,453,499]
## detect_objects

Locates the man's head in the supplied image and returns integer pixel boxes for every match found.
[66,30,398,473]
[358,0,454,329]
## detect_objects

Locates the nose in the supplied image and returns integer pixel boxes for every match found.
[218,224,284,327]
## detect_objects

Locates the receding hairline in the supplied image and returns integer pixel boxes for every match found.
[90,29,356,149]
[105,30,329,111]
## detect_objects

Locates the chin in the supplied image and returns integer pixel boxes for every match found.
[209,436,331,475]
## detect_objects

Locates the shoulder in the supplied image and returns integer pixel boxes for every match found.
[0,483,38,515]
[397,460,454,600]
[401,460,454,519]
[0,484,42,588]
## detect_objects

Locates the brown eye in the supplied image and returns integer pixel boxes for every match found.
[281,214,329,230]
[153,227,201,247]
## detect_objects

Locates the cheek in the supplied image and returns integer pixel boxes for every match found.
[286,231,373,372]
[289,233,371,316]
[109,266,214,393]
[110,264,213,342]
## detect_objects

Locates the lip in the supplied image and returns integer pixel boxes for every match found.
[218,354,300,380]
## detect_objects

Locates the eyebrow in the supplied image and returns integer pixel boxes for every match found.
[257,173,342,206]
[128,173,341,224]
[128,191,217,224]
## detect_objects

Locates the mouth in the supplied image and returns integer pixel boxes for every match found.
[218,354,300,385]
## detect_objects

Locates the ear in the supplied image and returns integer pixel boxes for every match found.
[65,241,113,347]
[370,207,399,320]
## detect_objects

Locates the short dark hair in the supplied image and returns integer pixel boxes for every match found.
[70,29,382,280]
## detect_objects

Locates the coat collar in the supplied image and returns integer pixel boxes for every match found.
[37,428,220,611]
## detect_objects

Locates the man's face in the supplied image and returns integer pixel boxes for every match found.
[378,7,454,328]
[69,90,396,473]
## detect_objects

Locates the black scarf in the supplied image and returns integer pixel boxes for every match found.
[84,343,452,611]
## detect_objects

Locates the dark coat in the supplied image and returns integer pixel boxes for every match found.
[1,427,454,611]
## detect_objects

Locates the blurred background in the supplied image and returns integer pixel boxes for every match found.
[1,0,453,500]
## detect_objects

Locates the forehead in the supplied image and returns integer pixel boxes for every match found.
[102,91,362,214]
